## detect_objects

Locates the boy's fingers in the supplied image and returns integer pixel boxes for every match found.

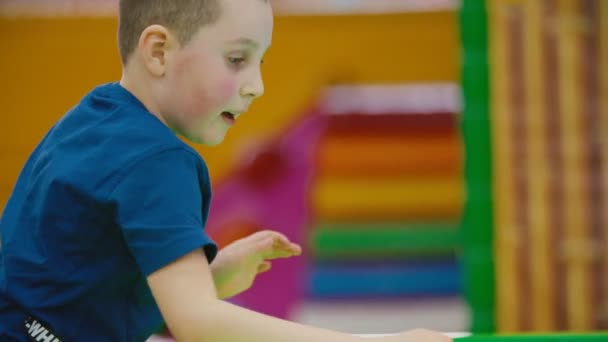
[255,236,301,259]
[251,230,276,241]
[272,232,294,250]
[250,230,286,243]
[256,231,298,250]
[271,236,302,257]
[255,237,284,259]
[271,232,301,253]
[288,242,302,256]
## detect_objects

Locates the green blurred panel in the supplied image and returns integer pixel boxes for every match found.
[310,223,461,259]
[460,0,495,333]
[459,333,608,342]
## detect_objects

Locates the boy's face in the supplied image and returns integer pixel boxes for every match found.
[159,0,273,145]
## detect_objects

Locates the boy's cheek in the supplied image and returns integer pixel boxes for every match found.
[218,77,239,106]
[168,58,239,119]
[190,65,238,107]
[194,76,237,117]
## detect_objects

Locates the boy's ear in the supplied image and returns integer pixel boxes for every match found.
[137,25,175,77]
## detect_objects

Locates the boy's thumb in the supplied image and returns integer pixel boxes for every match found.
[257,261,272,273]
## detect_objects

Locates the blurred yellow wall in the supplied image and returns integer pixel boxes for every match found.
[0,12,458,210]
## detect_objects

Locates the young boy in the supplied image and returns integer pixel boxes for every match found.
[0,0,453,341]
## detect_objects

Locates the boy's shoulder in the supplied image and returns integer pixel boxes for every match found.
[77,82,181,145]
[37,82,208,196]
[66,82,200,157]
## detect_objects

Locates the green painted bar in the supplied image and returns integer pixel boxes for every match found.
[458,333,608,341]
[310,223,460,259]
[459,0,496,333]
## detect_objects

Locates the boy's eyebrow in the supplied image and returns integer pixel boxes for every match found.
[228,38,259,48]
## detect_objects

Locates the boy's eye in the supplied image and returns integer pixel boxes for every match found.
[227,56,246,66]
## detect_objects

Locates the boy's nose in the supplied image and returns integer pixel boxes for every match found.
[240,68,265,99]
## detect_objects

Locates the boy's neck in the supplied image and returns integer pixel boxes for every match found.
[119,70,168,127]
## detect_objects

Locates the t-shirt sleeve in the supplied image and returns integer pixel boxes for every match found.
[109,149,217,276]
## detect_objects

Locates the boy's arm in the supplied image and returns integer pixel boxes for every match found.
[147,249,364,342]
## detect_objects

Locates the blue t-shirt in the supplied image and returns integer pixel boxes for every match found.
[0,83,218,341]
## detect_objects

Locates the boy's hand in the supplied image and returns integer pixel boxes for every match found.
[210,230,302,299]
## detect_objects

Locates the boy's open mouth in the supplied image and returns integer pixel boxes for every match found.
[221,111,236,125]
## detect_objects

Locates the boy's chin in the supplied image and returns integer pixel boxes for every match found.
[201,138,224,147]
[182,132,226,146]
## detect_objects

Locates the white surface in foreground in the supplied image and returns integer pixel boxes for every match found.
[291,298,468,334]
[147,298,469,341]
[148,332,471,341]
[359,333,471,338]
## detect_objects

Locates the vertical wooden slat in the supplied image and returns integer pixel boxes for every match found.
[490,0,519,332]
[507,3,531,331]
[580,0,603,331]
[543,0,568,330]
[598,0,608,330]
[524,0,554,331]
[557,0,593,330]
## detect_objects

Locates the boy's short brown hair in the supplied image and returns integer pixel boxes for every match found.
[118,0,221,65]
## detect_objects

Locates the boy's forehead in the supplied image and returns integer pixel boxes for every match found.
[216,0,271,16]
[206,0,273,47]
